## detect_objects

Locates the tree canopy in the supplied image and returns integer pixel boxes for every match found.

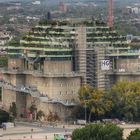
[78,85,112,121]
[72,123,123,140]
[77,81,140,122]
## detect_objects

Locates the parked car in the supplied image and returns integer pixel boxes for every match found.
[54,134,72,140]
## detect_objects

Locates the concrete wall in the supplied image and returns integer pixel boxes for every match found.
[2,89,26,116]
[46,77,81,102]
[16,92,26,116]
[109,74,140,88]
[2,89,16,110]
[116,75,140,82]
[1,72,81,120]
[26,95,73,121]
[15,75,25,86]
[108,58,140,88]
[2,77,76,120]
[3,74,25,87]
[116,59,140,72]
[25,75,81,120]
[44,61,72,74]
[25,75,81,102]
[75,26,87,84]
[3,58,81,121]
[8,58,24,71]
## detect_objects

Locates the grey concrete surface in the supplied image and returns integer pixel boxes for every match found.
[0,122,140,140]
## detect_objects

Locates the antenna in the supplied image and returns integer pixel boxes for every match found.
[108,0,113,28]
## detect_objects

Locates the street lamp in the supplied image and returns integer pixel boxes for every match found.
[84,102,87,124]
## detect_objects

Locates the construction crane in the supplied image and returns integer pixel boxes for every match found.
[70,0,114,28]
[108,0,113,28]
[88,0,114,28]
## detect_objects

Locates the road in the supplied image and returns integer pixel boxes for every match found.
[119,124,140,139]
[0,122,140,140]
[0,122,74,140]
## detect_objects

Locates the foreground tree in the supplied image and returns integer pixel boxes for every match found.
[78,85,112,121]
[72,123,123,140]
[71,105,86,120]
[127,129,140,140]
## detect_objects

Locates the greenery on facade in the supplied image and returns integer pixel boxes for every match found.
[39,20,69,26]
[78,81,140,122]
[8,19,127,61]
[8,37,20,46]
[0,57,8,67]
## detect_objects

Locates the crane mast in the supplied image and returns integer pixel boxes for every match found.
[108,0,113,28]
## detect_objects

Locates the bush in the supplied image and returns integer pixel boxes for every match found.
[47,112,60,122]
[29,104,37,113]
[37,110,45,120]
[72,123,123,140]
[0,110,9,124]
[127,129,140,140]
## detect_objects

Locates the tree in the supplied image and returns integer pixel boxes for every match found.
[72,105,86,120]
[29,104,37,113]
[9,102,17,118]
[109,81,140,121]
[47,111,60,122]
[127,129,140,140]
[29,104,37,120]
[37,110,45,120]
[78,85,112,122]
[72,123,123,140]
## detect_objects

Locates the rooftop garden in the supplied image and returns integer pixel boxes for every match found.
[38,19,108,27]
